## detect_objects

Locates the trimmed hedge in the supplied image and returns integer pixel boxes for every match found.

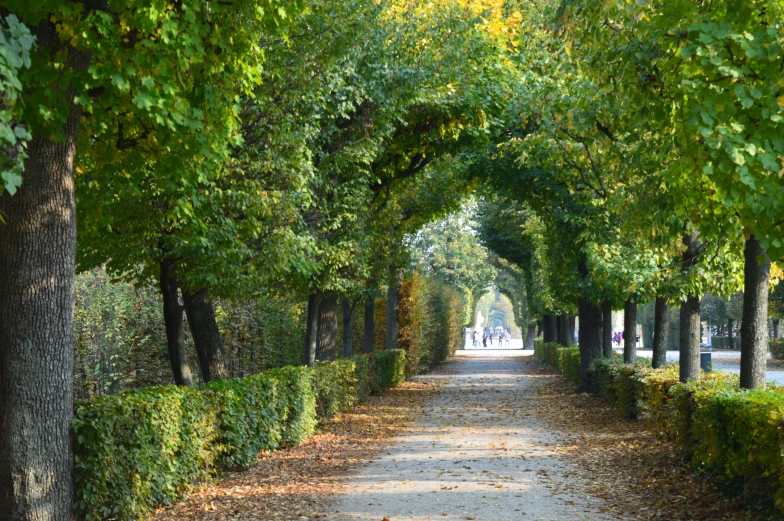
[533,341,581,385]
[314,356,370,420]
[369,349,406,391]
[536,344,784,514]
[73,353,405,520]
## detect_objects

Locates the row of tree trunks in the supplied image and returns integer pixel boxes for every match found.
[542,315,557,343]
[601,299,613,358]
[652,296,669,369]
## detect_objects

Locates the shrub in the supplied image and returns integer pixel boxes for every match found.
[314,357,370,420]
[770,339,784,360]
[74,366,318,520]
[534,342,581,385]
[266,366,317,445]
[73,386,218,520]
[370,349,406,391]
[204,372,290,470]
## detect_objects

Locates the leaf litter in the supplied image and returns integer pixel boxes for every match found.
[530,359,768,521]
[149,380,439,521]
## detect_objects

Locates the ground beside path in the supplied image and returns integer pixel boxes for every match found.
[328,350,617,521]
[151,350,761,521]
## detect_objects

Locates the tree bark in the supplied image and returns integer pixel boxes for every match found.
[623,294,638,364]
[568,316,576,346]
[385,268,403,350]
[740,235,770,389]
[557,315,571,347]
[542,315,557,343]
[316,293,338,361]
[363,297,375,354]
[183,287,228,383]
[728,318,735,349]
[679,295,701,382]
[578,297,603,389]
[773,319,780,340]
[341,297,353,358]
[679,229,703,382]
[536,320,542,337]
[525,325,536,349]
[0,30,89,519]
[602,299,613,358]
[652,296,670,369]
[159,259,194,386]
[304,293,321,367]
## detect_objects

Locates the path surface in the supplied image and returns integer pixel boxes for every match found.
[328,350,617,521]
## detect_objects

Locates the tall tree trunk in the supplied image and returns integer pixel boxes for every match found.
[652,296,670,369]
[385,268,403,350]
[536,320,542,337]
[679,229,702,382]
[679,295,701,382]
[557,315,571,347]
[602,299,613,358]
[363,297,375,354]
[773,319,780,340]
[578,297,603,390]
[342,297,353,358]
[568,316,576,346]
[316,294,338,361]
[623,294,638,364]
[740,235,770,389]
[159,259,194,386]
[0,39,89,521]
[525,325,536,349]
[304,293,321,367]
[183,287,228,383]
[542,315,557,343]
[728,318,735,349]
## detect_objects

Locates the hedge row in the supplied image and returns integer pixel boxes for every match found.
[535,341,784,514]
[73,350,406,520]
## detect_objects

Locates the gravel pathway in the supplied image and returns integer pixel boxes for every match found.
[328,350,617,521]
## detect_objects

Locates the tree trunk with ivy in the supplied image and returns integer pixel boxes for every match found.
[740,235,770,389]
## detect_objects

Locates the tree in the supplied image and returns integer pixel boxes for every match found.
[0,0,299,517]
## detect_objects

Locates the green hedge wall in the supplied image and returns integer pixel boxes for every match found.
[73,353,404,520]
[369,349,406,391]
[536,343,784,514]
